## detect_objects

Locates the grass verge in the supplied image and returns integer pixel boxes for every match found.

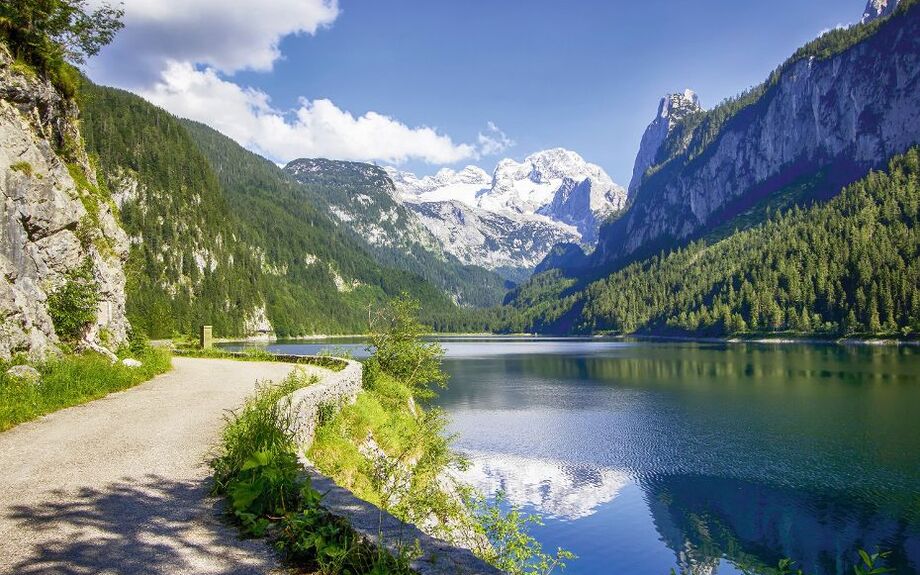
[210,369,417,574]
[0,346,172,431]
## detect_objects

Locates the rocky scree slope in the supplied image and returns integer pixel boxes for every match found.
[283,158,508,307]
[0,47,128,359]
[581,0,920,274]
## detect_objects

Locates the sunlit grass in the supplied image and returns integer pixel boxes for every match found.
[0,348,172,431]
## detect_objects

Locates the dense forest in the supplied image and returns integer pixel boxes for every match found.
[495,149,920,338]
[78,80,462,338]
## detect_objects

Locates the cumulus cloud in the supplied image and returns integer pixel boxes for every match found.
[87,0,511,165]
[88,0,339,85]
[140,62,479,165]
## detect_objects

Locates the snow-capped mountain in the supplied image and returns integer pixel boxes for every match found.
[408,200,581,280]
[385,149,626,275]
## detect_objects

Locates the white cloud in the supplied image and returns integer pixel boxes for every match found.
[88,0,511,166]
[88,0,339,85]
[140,62,479,165]
[478,121,516,156]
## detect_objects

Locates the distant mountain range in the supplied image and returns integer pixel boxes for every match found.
[384,149,626,278]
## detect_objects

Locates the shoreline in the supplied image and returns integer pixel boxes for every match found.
[200,332,918,348]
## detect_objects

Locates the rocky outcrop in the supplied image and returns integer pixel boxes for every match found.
[590,5,920,270]
[862,0,901,23]
[628,89,702,197]
[408,199,580,277]
[0,47,129,359]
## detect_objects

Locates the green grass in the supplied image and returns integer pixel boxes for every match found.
[0,347,172,431]
[9,161,33,177]
[211,369,317,492]
[209,370,418,574]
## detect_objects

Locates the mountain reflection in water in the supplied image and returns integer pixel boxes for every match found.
[230,338,920,574]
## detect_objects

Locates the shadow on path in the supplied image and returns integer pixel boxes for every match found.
[7,474,279,574]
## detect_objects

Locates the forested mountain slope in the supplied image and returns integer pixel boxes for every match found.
[499,149,920,337]
[284,158,508,307]
[557,0,920,275]
[78,81,457,338]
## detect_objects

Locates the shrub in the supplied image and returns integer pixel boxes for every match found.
[366,294,447,402]
[47,260,98,342]
[211,371,315,493]
[210,369,417,574]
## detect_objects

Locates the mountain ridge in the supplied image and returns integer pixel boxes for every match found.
[386,148,626,275]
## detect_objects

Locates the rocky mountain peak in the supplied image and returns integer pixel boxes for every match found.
[862,0,900,23]
[384,148,625,275]
[628,89,703,196]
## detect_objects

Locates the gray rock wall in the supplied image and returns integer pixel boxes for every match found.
[0,46,129,359]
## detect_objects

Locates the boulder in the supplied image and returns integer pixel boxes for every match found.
[6,364,41,384]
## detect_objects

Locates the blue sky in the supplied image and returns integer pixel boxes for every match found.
[90,0,867,184]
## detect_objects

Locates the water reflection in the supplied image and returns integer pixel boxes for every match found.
[457,452,629,520]
[643,474,920,575]
[233,338,920,574]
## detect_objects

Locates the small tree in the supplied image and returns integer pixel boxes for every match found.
[365,294,447,404]
[1,0,123,91]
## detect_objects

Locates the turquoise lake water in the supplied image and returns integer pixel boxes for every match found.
[223,338,920,574]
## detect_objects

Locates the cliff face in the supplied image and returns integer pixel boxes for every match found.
[592,5,920,270]
[0,48,129,359]
[628,90,702,197]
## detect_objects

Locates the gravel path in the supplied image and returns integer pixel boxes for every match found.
[0,356,318,574]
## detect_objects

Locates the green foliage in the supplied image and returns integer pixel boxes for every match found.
[0,0,122,95]
[854,550,894,575]
[227,449,302,536]
[211,371,315,493]
[366,294,448,401]
[500,149,920,339]
[47,259,98,341]
[468,492,575,575]
[765,549,893,575]
[278,480,418,575]
[0,346,171,431]
[9,160,33,176]
[210,370,417,574]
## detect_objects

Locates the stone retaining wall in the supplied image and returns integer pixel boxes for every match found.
[278,354,503,575]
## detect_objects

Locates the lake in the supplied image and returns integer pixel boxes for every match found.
[222,337,920,574]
